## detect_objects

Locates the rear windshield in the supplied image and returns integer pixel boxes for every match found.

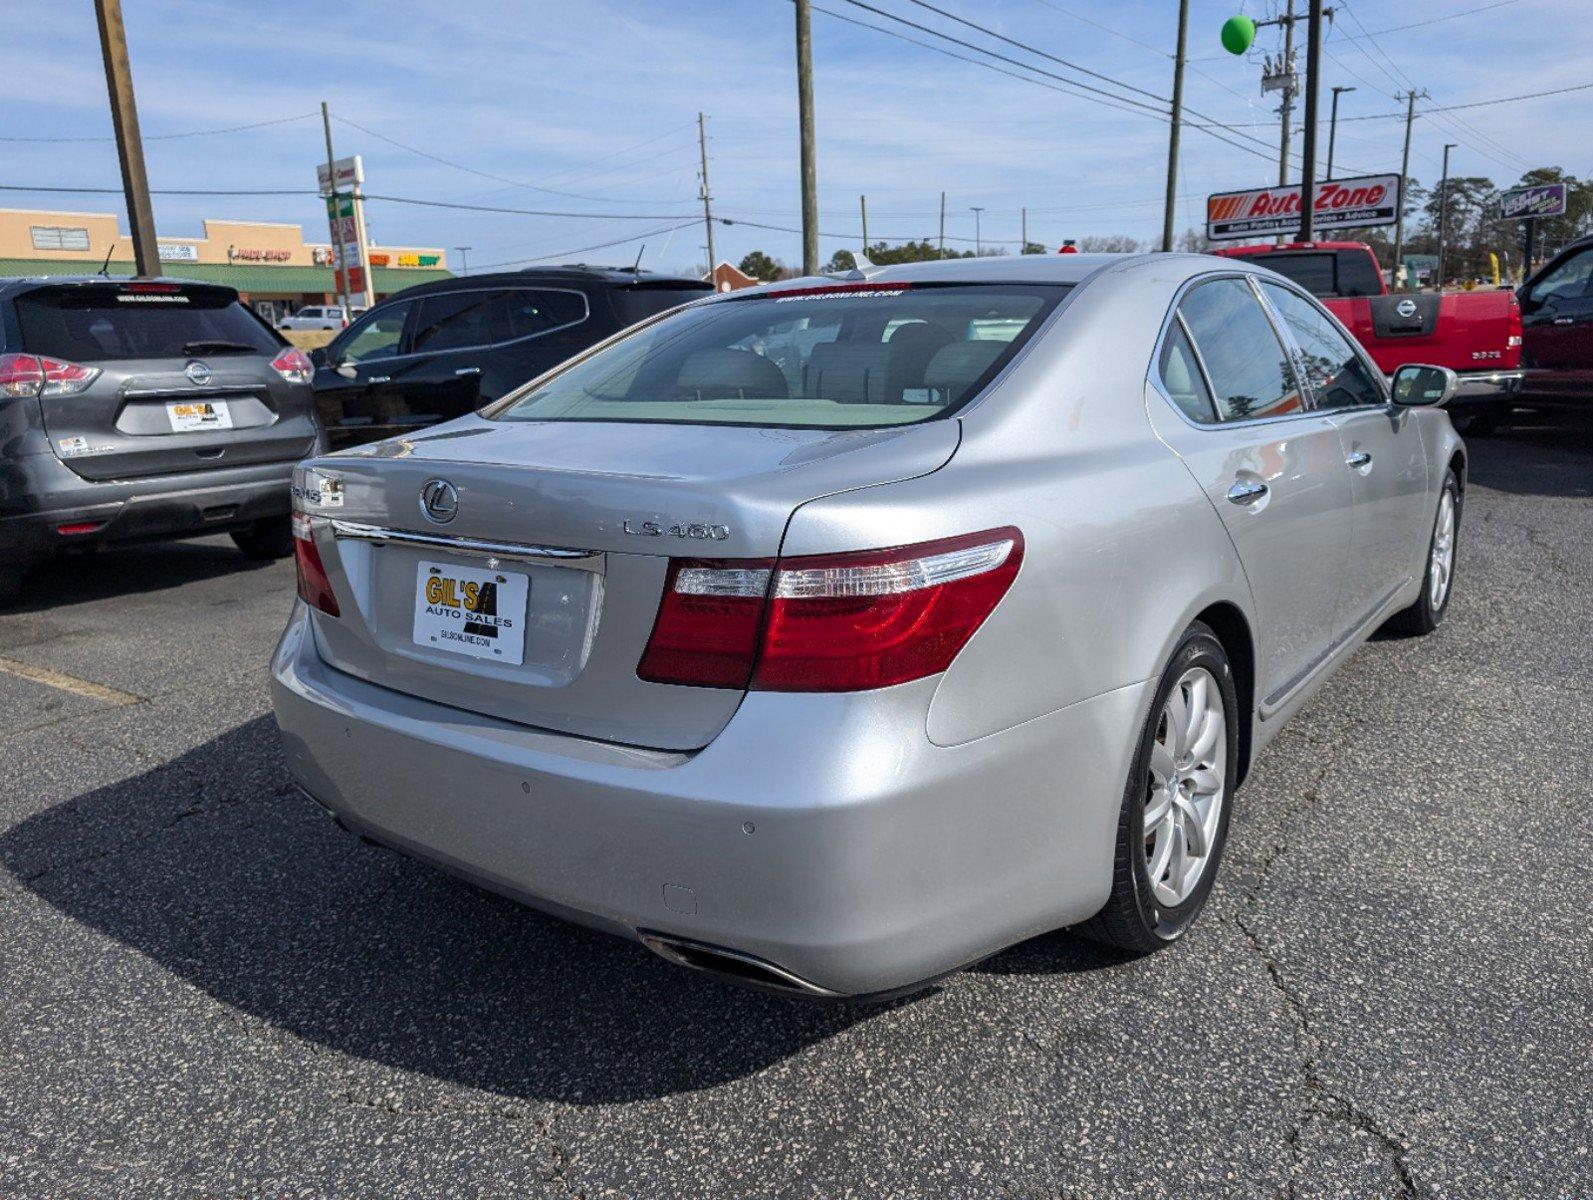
[1244,250,1383,299]
[611,283,715,327]
[489,282,1067,429]
[14,284,280,361]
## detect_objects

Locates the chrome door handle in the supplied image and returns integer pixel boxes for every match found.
[1226,480,1269,505]
[1346,450,1372,468]
[455,366,482,376]
[1553,317,1574,325]
[366,375,391,385]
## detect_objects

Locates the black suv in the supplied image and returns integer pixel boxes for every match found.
[0,277,321,604]
[309,266,713,450]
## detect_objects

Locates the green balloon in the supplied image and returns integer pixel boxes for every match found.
[1221,14,1257,54]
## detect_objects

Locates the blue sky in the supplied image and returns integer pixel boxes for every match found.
[4,0,1588,275]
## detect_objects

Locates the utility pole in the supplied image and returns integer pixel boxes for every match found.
[1436,142,1457,288]
[1296,0,1323,241]
[795,0,819,275]
[94,0,158,276]
[938,191,946,258]
[1021,207,1028,252]
[1326,85,1354,181]
[1161,0,1190,253]
[1391,88,1424,291]
[697,112,716,278]
[1275,0,1296,188]
[970,207,985,256]
[859,194,869,256]
[454,246,471,277]
[321,102,350,312]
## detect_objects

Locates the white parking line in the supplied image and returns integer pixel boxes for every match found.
[0,657,144,707]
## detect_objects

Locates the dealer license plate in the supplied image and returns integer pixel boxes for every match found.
[166,399,233,432]
[411,559,529,665]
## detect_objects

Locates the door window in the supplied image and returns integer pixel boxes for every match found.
[1157,319,1218,423]
[412,291,501,354]
[1259,282,1385,410]
[1178,279,1304,421]
[1528,248,1593,305]
[336,302,412,364]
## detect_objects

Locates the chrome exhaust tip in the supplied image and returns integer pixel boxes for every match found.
[638,931,839,998]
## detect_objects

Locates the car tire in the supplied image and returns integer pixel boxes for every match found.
[1450,403,1506,437]
[1385,471,1461,637]
[1076,621,1240,955]
[230,516,295,561]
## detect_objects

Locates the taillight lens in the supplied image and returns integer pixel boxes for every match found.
[0,352,100,398]
[270,346,314,385]
[637,528,1023,692]
[1506,296,1523,359]
[292,513,340,617]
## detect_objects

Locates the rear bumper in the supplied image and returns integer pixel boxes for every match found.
[0,450,305,559]
[270,602,1147,996]
[1448,369,1523,405]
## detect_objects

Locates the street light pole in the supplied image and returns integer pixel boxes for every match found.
[1436,143,1457,288]
[1391,88,1424,291]
[454,246,471,277]
[1161,0,1190,253]
[970,207,984,255]
[93,0,158,277]
[1326,85,1354,181]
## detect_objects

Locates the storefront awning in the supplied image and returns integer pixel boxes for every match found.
[0,258,452,296]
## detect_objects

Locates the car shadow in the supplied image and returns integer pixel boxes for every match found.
[0,715,932,1104]
[1466,413,1593,498]
[6,536,283,614]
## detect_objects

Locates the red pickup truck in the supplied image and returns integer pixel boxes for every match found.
[1214,241,1523,433]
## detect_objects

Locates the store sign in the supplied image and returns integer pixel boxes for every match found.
[365,251,443,268]
[158,243,199,262]
[228,246,293,262]
[1497,183,1567,221]
[316,154,365,197]
[311,246,335,266]
[1207,173,1401,241]
[30,225,91,251]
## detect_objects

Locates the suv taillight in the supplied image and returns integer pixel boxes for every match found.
[0,353,100,399]
[637,528,1023,692]
[292,512,340,617]
[270,346,314,385]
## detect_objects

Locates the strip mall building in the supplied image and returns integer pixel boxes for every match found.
[0,207,451,322]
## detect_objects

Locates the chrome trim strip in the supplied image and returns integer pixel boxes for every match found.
[637,931,842,997]
[328,519,604,572]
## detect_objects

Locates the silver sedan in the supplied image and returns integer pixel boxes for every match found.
[272,252,1465,998]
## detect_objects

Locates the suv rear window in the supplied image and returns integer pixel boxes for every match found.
[488,282,1067,429]
[14,283,280,362]
[611,283,714,327]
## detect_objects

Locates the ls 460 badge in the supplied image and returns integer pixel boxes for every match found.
[623,519,730,541]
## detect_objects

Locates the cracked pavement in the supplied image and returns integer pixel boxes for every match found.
[1,421,1589,1199]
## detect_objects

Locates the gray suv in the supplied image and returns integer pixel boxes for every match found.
[0,277,322,605]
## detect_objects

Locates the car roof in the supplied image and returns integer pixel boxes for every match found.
[382,265,712,302]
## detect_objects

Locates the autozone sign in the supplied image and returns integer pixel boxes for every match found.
[1206,173,1400,241]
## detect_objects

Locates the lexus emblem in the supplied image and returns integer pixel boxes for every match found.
[1395,298,1418,319]
[419,479,459,524]
[184,360,212,386]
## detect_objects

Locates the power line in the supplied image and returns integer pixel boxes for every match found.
[0,111,317,144]
[1338,0,1521,40]
[468,220,701,271]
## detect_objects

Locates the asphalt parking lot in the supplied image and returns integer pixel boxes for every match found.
[1,422,1589,1200]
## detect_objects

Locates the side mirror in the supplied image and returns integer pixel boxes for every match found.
[1391,363,1458,408]
[335,362,359,380]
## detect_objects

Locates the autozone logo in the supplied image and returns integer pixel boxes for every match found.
[1207,173,1400,240]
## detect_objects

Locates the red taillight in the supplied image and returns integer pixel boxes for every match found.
[270,346,314,385]
[56,521,105,536]
[637,528,1023,692]
[0,352,100,398]
[292,513,340,617]
[1506,297,1523,363]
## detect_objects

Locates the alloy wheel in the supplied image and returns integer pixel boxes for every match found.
[1143,666,1228,908]
[1430,488,1456,610]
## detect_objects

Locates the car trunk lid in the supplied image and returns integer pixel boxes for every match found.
[301,415,959,749]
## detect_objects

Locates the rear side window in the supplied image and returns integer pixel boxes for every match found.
[488,282,1067,429]
[1157,320,1218,423]
[611,284,714,327]
[1178,279,1303,422]
[14,284,279,361]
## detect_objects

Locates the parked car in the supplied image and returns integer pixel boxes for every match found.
[1516,234,1593,411]
[0,276,321,605]
[308,266,713,450]
[1214,241,1522,434]
[279,304,355,332]
[273,253,1465,998]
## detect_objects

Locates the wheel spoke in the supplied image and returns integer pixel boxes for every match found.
[1146,822,1174,884]
[1184,674,1209,746]
[1188,711,1221,764]
[1186,764,1223,795]
[1173,792,1208,857]
[1144,786,1174,833]
[1149,738,1176,787]
[1164,686,1190,756]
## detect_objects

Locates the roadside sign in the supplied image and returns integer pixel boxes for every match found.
[1497,183,1566,222]
[1206,172,1401,241]
[316,154,364,198]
